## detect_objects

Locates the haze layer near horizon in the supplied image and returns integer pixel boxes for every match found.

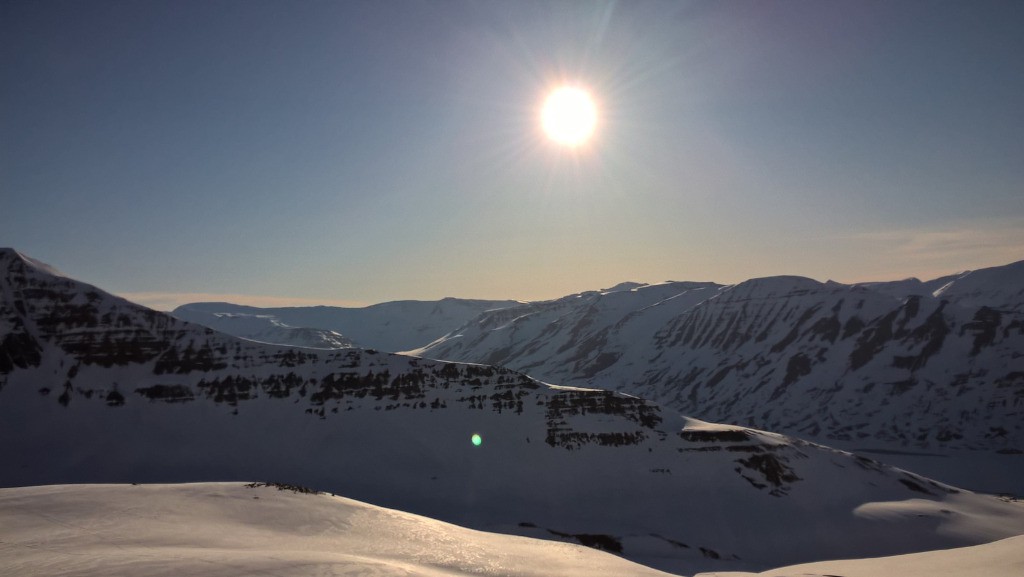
[3,1,1022,304]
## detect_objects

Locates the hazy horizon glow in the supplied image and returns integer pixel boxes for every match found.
[113,291,373,312]
[3,1,1022,305]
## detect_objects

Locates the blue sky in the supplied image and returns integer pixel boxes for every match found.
[3,0,1022,309]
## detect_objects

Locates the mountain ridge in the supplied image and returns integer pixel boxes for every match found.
[172,296,518,352]
[410,259,1024,465]
[4,247,1024,574]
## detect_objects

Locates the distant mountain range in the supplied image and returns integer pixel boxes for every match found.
[172,297,516,352]
[168,309,356,349]
[171,259,1024,459]
[4,246,1023,574]
[407,262,1024,458]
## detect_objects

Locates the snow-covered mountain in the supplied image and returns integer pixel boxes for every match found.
[3,247,1024,574]
[409,262,1024,463]
[165,309,355,349]
[172,297,517,352]
[3,483,1022,577]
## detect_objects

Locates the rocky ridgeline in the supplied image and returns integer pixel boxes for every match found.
[0,249,658,453]
[4,248,1024,573]
[414,266,1024,451]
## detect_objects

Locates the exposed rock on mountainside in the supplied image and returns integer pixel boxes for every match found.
[3,247,1024,574]
[411,263,1024,454]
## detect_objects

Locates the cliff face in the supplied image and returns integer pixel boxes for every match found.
[0,248,657,453]
[413,265,1024,452]
[4,247,1024,574]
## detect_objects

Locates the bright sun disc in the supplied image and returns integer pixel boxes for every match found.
[541,87,597,147]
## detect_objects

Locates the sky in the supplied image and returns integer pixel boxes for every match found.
[2,0,1023,310]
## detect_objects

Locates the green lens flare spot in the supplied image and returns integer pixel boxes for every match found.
[471,433,482,447]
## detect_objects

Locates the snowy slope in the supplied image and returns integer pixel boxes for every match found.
[173,296,517,352]
[167,308,354,349]
[410,262,1024,463]
[0,483,676,577]
[706,533,1024,577]
[3,247,1024,574]
[4,484,1021,577]
[931,259,1024,312]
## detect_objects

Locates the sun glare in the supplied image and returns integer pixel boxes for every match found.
[541,86,597,147]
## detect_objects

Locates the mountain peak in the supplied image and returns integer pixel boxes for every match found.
[929,259,1024,311]
[719,275,825,300]
[1,248,70,282]
[600,281,647,293]
[4,248,1024,573]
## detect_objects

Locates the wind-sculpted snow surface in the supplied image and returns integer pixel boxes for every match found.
[2,248,1024,574]
[4,484,1023,577]
[410,264,1024,456]
[713,533,1024,577]
[0,483,678,577]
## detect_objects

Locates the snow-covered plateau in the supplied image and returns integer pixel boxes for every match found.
[2,247,1023,575]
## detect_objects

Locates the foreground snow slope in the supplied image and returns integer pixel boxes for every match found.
[6,483,1019,577]
[3,247,1024,574]
[0,483,676,577]
[703,533,1024,577]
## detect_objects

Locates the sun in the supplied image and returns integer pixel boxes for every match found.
[541,86,597,147]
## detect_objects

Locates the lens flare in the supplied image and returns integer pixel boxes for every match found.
[471,433,483,446]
